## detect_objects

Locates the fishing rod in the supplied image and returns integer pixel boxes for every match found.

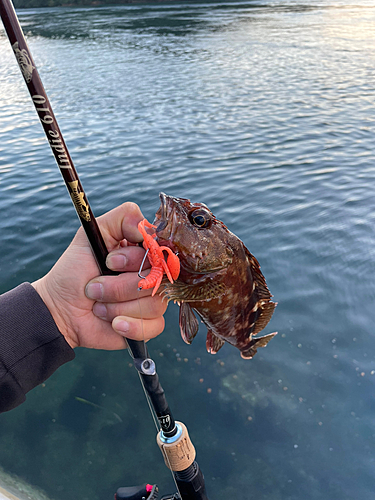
[0,2,208,499]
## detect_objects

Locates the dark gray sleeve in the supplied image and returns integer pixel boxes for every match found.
[0,283,75,412]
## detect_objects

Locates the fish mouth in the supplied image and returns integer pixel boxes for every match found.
[155,192,177,243]
[159,192,167,220]
[155,192,190,253]
[155,192,168,232]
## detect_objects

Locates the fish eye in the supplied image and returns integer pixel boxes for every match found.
[188,209,212,229]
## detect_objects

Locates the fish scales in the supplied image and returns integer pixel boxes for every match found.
[154,193,277,359]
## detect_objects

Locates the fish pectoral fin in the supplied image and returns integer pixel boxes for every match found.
[206,329,225,355]
[240,332,277,360]
[179,302,199,344]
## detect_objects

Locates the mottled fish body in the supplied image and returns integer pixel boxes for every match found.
[155,193,277,359]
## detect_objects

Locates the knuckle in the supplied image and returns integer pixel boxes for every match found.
[154,297,168,315]
[106,277,129,302]
[155,316,165,335]
[123,201,139,214]
[115,281,128,302]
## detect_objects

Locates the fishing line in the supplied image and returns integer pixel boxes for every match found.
[136,274,183,500]
[138,247,149,281]
[135,241,161,433]
[135,283,160,433]
[135,291,186,500]
[134,234,159,431]
[138,372,160,432]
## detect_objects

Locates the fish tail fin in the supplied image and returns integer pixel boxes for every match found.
[240,332,277,359]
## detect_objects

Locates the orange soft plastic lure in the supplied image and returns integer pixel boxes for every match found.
[137,219,180,296]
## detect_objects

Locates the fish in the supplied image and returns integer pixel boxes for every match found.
[154,193,277,359]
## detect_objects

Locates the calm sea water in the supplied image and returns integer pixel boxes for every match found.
[1,1,375,499]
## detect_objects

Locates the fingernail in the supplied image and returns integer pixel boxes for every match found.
[85,282,103,300]
[107,254,127,271]
[113,318,130,335]
[93,303,107,320]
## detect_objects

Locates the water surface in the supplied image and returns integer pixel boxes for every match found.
[1,1,375,499]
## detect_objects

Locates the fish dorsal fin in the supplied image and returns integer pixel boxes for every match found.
[206,329,225,355]
[240,332,277,359]
[161,278,226,303]
[179,302,199,344]
[243,246,276,334]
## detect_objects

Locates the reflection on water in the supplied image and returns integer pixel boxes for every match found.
[1,1,375,499]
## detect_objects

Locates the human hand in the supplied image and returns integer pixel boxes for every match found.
[32,203,167,350]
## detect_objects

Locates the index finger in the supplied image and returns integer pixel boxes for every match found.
[97,202,145,250]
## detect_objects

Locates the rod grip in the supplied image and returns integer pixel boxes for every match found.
[157,421,196,472]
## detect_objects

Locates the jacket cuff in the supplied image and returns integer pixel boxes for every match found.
[0,283,75,412]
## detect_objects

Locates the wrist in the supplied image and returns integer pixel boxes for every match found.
[31,277,78,349]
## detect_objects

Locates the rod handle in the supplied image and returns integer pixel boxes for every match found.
[157,421,196,472]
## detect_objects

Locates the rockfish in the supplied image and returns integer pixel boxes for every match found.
[154,193,277,359]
